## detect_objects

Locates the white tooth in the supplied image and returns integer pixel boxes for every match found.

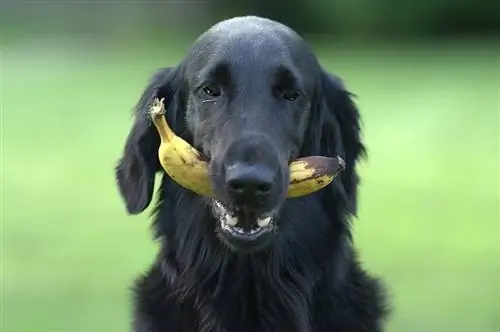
[225,214,238,226]
[257,217,272,228]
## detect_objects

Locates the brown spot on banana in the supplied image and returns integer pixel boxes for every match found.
[286,158,344,198]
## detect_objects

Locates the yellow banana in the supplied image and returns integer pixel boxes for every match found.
[148,98,214,197]
[287,156,345,198]
[148,98,344,198]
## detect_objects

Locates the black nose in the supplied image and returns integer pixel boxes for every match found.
[225,163,275,203]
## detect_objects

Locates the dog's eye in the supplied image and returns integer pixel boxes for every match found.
[280,89,300,102]
[202,85,222,97]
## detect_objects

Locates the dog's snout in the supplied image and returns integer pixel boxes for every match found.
[214,134,287,209]
[225,163,275,201]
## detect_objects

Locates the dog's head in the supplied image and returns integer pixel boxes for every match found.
[116,16,364,253]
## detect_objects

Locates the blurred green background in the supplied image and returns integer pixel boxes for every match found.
[2,1,499,331]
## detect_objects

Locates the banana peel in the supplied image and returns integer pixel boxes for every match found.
[148,98,344,198]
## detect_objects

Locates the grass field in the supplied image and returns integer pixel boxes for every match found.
[2,35,499,332]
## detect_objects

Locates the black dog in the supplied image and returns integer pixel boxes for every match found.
[116,16,388,332]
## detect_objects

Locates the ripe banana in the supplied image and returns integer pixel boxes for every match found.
[287,156,345,198]
[148,98,345,198]
[148,98,214,198]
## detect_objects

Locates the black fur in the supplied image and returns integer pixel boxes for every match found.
[116,16,389,332]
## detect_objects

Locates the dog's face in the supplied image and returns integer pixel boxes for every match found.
[115,16,363,254]
[181,19,321,251]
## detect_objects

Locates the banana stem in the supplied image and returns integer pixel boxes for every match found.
[148,98,174,142]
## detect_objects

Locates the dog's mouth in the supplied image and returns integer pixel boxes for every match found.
[211,199,276,246]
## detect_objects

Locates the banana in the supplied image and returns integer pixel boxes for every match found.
[148,98,214,198]
[148,98,345,198]
[287,156,345,198]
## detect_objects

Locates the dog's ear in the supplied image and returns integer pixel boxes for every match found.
[303,69,365,213]
[115,66,183,214]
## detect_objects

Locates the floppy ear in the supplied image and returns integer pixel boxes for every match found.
[303,69,366,214]
[115,66,183,214]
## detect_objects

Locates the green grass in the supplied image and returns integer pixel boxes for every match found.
[2,35,499,332]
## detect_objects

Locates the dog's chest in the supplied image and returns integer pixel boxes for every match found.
[197,279,309,332]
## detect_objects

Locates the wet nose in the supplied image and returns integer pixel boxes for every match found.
[225,163,275,203]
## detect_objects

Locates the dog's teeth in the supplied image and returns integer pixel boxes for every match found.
[257,216,272,228]
[225,214,238,226]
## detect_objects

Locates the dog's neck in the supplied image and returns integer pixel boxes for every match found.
[152,179,350,332]
[161,247,316,332]
[160,237,318,332]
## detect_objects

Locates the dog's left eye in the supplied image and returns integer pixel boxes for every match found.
[283,90,300,101]
[277,88,300,102]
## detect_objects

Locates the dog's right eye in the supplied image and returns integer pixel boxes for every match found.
[202,85,222,97]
